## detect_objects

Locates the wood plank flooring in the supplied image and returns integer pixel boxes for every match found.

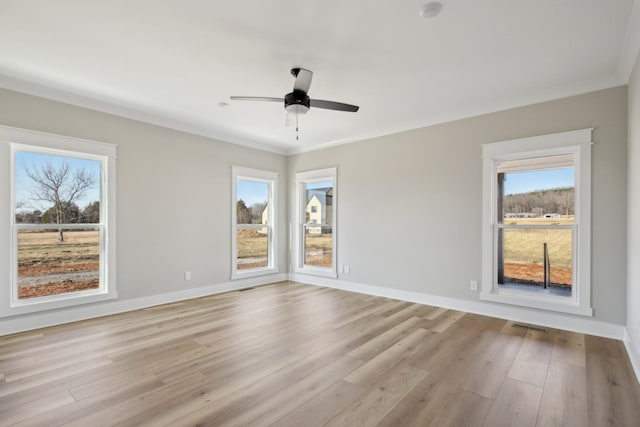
[1,281,639,426]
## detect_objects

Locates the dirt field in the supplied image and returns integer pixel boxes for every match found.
[304,233,333,267]
[17,229,100,299]
[237,228,268,270]
[237,228,334,269]
[504,263,572,286]
[19,280,99,299]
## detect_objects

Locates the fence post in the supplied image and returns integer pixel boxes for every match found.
[543,242,550,289]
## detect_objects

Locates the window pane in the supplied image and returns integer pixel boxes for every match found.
[499,227,572,296]
[17,228,100,299]
[305,181,333,225]
[237,226,268,270]
[236,180,269,225]
[499,159,574,224]
[15,151,101,224]
[304,225,333,267]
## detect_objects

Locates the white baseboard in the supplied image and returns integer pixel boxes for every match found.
[0,273,288,336]
[4,271,633,378]
[290,273,625,340]
[624,328,640,383]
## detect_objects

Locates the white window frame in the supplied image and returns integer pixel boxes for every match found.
[231,166,278,279]
[294,167,338,278]
[481,128,592,316]
[1,125,117,317]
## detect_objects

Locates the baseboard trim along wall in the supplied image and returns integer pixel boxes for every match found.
[3,272,636,383]
[289,273,626,340]
[624,328,640,383]
[0,273,288,336]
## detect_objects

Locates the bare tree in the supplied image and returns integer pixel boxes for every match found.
[250,202,267,223]
[25,161,97,242]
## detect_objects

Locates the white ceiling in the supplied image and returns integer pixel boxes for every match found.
[0,1,639,155]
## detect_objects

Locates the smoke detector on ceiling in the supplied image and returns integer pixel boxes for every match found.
[419,2,443,18]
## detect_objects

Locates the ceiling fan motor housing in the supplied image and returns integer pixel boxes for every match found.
[285,90,310,114]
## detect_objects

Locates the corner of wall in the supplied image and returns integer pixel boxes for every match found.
[624,328,640,383]
[626,27,640,385]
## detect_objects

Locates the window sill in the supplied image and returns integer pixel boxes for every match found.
[1,289,117,318]
[231,267,279,280]
[295,266,338,279]
[480,290,593,317]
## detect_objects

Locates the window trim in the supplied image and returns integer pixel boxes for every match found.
[1,125,117,317]
[480,128,593,316]
[231,166,278,280]
[294,167,338,278]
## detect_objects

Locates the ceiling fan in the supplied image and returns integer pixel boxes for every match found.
[230,68,359,139]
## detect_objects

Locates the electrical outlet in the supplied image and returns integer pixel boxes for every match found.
[344,265,351,274]
[470,280,478,291]
[185,271,192,281]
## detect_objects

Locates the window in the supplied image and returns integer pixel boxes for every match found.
[295,168,337,278]
[1,126,117,316]
[232,166,278,279]
[481,129,592,316]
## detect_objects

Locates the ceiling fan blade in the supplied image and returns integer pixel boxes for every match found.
[310,99,359,112]
[293,68,313,93]
[230,96,283,103]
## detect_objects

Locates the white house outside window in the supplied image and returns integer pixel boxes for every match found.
[295,168,337,278]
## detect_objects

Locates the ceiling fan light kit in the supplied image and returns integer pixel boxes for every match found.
[230,67,359,141]
[284,90,310,115]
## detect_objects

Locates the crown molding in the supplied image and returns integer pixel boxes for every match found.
[618,0,640,82]
[0,67,628,158]
[0,72,288,155]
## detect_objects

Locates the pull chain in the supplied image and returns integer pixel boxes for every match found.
[296,111,299,141]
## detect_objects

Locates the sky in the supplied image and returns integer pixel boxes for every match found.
[306,181,332,190]
[15,151,101,212]
[236,180,268,206]
[504,167,574,195]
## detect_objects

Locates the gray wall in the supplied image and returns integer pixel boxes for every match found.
[0,88,288,303]
[0,84,629,328]
[628,55,640,348]
[288,86,628,325]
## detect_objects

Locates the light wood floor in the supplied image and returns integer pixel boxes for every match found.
[1,282,639,426]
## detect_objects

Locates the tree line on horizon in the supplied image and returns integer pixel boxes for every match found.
[504,187,574,216]
[16,201,100,225]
